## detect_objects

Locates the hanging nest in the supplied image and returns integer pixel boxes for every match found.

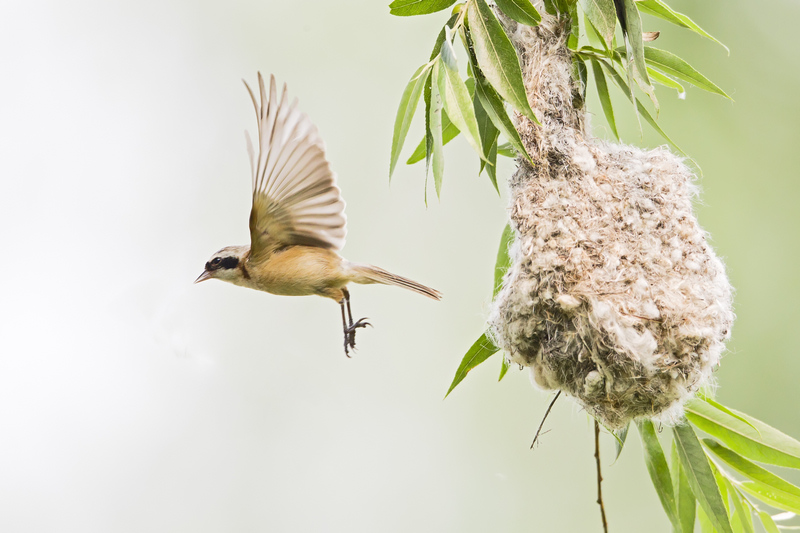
[487,11,734,429]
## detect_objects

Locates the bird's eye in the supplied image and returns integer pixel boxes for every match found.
[211,257,221,267]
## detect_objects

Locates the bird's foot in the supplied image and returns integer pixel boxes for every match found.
[343,318,371,356]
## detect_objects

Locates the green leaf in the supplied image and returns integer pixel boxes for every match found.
[430,13,461,60]
[389,0,457,16]
[495,0,541,26]
[635,0,729,54]
[391,63,433,179]
[485,131,499,191]
[430,62,446,197]
[598,60,686,156]
[644,47,731,99]
[647,67,684,95]
[704,440,800,502]
[446,331,499,397]
[493,223,514,297]
[589,59,619,140]
[638,420,680,530]
[685,399,800,469]
[673,423,734,533]
[698,506,715,533]
[621,0,652,88]
[436,37,487,161]
[423,72,433,205]
[497,142,515,158]
[468,0,539,123]
[406,112,461,165]
[758,511,781,533]
[567,2,580,51]
[723,478,755,533]
[474,75,533,163]
[614,423,630,460]
[710,460,730,516]
[580,0,615,45]
[498,356,510,381]
[698,394,761,437]
[672,440,697,533]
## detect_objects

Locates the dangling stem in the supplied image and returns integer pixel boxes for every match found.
[594,419,609,533]
[530,390,561,448]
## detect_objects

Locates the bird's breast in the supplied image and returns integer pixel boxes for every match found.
[245,246,348,297]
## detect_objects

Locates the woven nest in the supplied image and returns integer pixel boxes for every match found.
[487,11,734,429]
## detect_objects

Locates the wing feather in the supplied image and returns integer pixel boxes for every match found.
[244,73,346,258]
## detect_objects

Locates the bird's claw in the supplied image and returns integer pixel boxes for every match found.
[343,317,371,356]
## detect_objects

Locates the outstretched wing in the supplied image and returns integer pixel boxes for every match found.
[244,73,346,260]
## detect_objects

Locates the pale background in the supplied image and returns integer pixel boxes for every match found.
[1,1,798,532]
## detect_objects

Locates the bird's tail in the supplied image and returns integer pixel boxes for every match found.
[347,263,442,301]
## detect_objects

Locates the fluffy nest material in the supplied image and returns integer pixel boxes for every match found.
[487,11,734,429]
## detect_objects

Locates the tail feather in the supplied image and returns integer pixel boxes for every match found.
[349,264,441,300]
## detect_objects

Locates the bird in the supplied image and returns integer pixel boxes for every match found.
[195,73,441,356]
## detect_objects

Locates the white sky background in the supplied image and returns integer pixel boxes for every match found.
[1,1,798,532]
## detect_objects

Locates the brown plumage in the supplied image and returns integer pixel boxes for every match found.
[196,73,441,355]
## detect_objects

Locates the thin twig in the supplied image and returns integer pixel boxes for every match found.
[530,390,561,449]
[594,420,609,533]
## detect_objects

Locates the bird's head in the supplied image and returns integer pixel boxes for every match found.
[195,245,250,285]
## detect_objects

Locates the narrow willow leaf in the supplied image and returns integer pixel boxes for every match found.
[391,63,433,178]
[574,54,587,103]
[437,31,487,162]
[542,0,558,15]
[672,440,697,533]
[636,0,729,53]
[724,478,755,533]
[590,59,619,140]
[423,73,433,205]
[697,506,714,533]
[430,64,445,197]
[408,75,474,164]
[584,14,610,51]
[475,94,499,181]
[567,2,580,51]
[758,510,781,533]
[710,460,730,515]
[644,47,731,99]
[498,356,509,381]
[621,0,651,87]
[580,0,615,45]
[486,133,499,191]
[647,67,685,95]
[494,223,513,381]
[673,423,734,533]
[406,112,460,165]
[698,394,761,437]
[738,481,800,515]
[704,440,800,505]
[493,223,514,297]
[495,0,541,26]
[389,0,457,16]
[468,0,539,123]
[598,61,685,155]
[614,423,630,460]
[685,399,800,469]
[638,420,680,530]
[497,142,516,158]
[445,332,499,397]
[474,76,533,163]
[430,13,460,60]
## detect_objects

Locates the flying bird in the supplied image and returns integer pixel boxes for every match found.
[196,73,441,355]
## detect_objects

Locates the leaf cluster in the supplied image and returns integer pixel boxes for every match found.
[635,398,800,532]
[388,0,730,198]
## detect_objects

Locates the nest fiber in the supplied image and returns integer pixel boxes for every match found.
[488,12,734,429]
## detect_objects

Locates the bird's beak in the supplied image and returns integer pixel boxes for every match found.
[194,270,213,284]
